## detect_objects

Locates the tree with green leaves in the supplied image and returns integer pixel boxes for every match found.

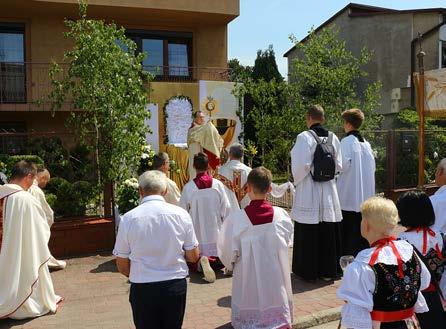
[252,45,283,82]
[228,58,252,82]
[48,1,150,187]
[290,27,382,131]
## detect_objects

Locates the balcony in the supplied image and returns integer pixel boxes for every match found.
[0,62,231,110]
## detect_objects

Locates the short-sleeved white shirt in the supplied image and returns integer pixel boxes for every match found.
[113,195,198,283]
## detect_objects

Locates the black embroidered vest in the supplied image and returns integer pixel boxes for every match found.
[372,254,421,312]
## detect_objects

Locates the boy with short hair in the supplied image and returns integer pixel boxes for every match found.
[337,108,375,256]
[337,196,431,329]
[218,167,294,329]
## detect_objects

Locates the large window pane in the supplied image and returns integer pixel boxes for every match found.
[0,33,24,62]
[0,31,25,103]
[142,39,163,76]
[168,43,189,76]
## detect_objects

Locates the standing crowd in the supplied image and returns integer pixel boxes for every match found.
[1,104,445,329]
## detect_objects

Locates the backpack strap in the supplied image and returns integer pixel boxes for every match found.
[326,132,333,145]
[307,129,322,144]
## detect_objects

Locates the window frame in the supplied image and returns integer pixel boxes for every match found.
[0,23,26,104]
[125,30,192,80]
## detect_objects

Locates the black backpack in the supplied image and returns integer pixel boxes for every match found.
[308,130,336,182]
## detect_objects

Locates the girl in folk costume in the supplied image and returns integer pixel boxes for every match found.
[397,191,446,329]
[217,167,294,329]
[337,197,431,329]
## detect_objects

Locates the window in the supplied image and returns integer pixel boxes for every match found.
[126,30,192,79]
[0,122,26,154]
[0,23,26,103]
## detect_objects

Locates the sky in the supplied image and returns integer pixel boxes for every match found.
[228,0,446,78]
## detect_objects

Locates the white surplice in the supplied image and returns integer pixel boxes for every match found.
[337,240,430,329]
[218,159,252,209]
[430,185,446,234]
[217,207,294,329]
[337,135,376,212]
[290,130,343,223]
[0,184,60,319]
[179,178,230,256]
[164,175,181,206]
[28,180,66,270]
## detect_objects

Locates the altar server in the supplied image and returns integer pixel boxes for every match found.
[290,104,343,281]
[218,167,293,329]
[179,152,231,283]
[337,196,431,329]
[337,108,375,256]
[0,161,62,319]
[397,191,446,329]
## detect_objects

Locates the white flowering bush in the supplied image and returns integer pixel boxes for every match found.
[117,177,139,214]
[138,144,156,175]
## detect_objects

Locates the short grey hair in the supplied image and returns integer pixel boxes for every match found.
[438,158,446,173]
[138,170,167,195]
[229,143,244,159]
[152,152,169,170]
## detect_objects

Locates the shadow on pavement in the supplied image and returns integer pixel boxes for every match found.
[89,259,118,273]
[215,322,233,328]
[217,295,231,308]
[0,317,37,328]
[291,274,336,294]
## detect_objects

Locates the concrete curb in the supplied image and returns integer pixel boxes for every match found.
[293,307,341,329]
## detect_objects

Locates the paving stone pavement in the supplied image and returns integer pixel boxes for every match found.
[0,251,343,329]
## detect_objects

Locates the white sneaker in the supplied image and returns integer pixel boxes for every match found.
[200,256,216,283]
[223,268,233,276]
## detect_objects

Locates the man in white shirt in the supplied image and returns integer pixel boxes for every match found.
[431,158,446,234]
[290,105,343,281]
[28,168,66,270]
[152,152,181,205]
[337,109,375,256]
[113,170,200,329]
[217,143,252,209]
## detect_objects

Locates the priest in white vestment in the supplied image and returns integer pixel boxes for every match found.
[337,109,375,256]
[152,152,181,205]
[0,161,61,319]
[218,167,294,329]
[431,158,446,234]
[217,143,252,209]
[179,152,231,283]
[187,111,224,180]
[28,168,66,270]
[290,105,343,281]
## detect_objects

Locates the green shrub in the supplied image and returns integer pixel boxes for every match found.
[45,193,57,209]
[0,155,45,177]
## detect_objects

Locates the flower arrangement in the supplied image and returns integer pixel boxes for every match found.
[138,144,156,175]
[244,140,258,168]
[117,177,139,214]
[169,159,181,175]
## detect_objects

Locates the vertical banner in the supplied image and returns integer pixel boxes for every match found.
[145,104,159,152]
[416,68,446,117]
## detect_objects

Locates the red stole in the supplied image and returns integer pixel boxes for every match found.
[245,200,274,226]
[194,172,213,190]
[369,237,404,278]
[407,226,443,258]
[203,149,220,170]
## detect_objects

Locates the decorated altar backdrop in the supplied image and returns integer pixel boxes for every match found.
[199,81,242,148]
[165,97,193,145]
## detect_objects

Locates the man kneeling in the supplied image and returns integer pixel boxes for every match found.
[218,167,294,329]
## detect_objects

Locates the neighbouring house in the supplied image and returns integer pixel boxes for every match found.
[284,3,446,123]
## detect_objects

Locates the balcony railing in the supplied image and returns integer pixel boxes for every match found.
[0,62,231,106]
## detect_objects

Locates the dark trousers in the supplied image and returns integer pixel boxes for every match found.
[129,278,187,329]
[341,210,369,257]
[292,221,343,280]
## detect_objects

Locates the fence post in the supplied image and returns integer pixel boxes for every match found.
[385,130,396,196]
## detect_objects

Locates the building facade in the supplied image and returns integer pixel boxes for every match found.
[284,3,446,121]
[0,0,239,152]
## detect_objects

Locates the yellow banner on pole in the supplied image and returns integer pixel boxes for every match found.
[415,68,446,117]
